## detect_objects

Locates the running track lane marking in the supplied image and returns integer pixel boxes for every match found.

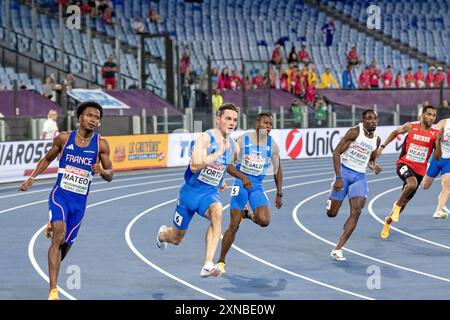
[292,177,450,284]
[126,179,376,300]
[26,169,396,299]
[368,185,450,249]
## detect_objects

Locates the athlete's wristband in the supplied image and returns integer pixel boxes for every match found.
[335,175,342,180]
[380,144,385,149]
[29,176,35,180]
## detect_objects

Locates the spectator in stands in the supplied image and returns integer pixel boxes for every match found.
[229,69,242,90]
[42,75,56,100]
[405,67,415,88]
[441,100,449,109]
[182,66,195,108]
[87,0,97,16]
[321,18,336,47]
[382,65,393,88]
[148,5,161,23]
[308,65,318,88]
[217,68,231,90]
[211,67,219,89]
[40,109,59,140]
[314,95,328,127]
[434,66,446,87]
[320,68,339,89]
[180,46,190,82]
[99,0,113,24]
[358,67,370,89]
[298,45,310,64]
[342,64,355,89]
[395,71,404,88]
[290,98,301,125]
[279,69,289,91]
[63,72,76,92]
[271,45,283,65]
[251,71,265,89]
[347,46,361,66]
[102,54,117,89]
[300,64,309,88]
[19,84,28,90]
[288,46,298,66]
[266,66,277,89]
[305,80,317,105]
[426,66,435,88]
[133,17,145,33]
[414,65,425,88]
[369,61,381,89]
[211,88,223,113]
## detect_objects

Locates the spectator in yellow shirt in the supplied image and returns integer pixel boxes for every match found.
[308,66,318,87]
[320,68,339,88]
[212,88,223,112]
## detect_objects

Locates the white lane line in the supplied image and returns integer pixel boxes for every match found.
[293,177,450,284]
[368,185,450,250]
[126,178,375,300]
[28,225,77,300]
[125,199,225,300]
[26,167,395,299]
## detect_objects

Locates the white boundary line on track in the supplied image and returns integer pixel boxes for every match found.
[24,168,396,299]
[368,185,450,249]
[126,178,377,300]
[292,176,450,285]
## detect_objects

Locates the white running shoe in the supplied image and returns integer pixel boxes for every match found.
[443,206,450,215]
[432,211,448,219]
[156,225,168,250]
[330,248,346,261]
[200,261,221,277]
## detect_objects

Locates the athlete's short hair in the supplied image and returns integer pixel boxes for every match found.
[76,101,103,119]
[217,103,239,117]
[362,109,376,119]
[422,104,436,114]
[256,112,272,122]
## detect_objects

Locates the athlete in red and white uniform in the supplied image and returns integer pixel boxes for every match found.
[376,105,442,239]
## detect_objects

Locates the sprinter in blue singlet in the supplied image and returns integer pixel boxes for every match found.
[19,101,113,300]
[216,113,283,275]
[156,104,252,277]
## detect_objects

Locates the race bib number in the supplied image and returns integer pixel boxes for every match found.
[231,186,240,197]
[174,212,183,226]
[399,165,408,175]
[197,161,226,186]
[60,165,92,195]
[406,143,428,164]
[240,154,266,176]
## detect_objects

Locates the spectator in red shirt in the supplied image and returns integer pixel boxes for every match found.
[395,71,403,88]
[148,6,161,23]
[305,81,317,105]
[229,69,242,90]
[434,66,446,87]
[180,46,190,79]
[347,46,361,66]
[217,68,231,90]
[405,67,416,88]
[359,67,371,89]
[271,45,283,65]
[298,45,310,64]
[251,72,264,89]
[369,62,381,88]
[382,65,393,88]
[414,65,425,88]
[426,66,435,88]
[102,54,117,89]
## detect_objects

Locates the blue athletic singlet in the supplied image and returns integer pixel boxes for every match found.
[48,130,100,244]
[230,132,273,211]
[173,130,235,230]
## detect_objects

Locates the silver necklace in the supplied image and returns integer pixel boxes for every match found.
[76,129,93,143]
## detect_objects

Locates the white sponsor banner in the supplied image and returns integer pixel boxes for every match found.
[0,140,59,183]
[68,89,130,109]
[166,126,405,167]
